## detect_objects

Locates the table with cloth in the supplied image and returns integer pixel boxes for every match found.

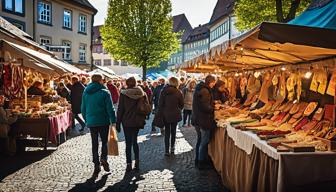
[11,110,72,150]
[208,123,336,192]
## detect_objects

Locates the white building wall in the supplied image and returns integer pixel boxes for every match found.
[92,52,142,75]
[210,17,230,48]
[209,15,242,49]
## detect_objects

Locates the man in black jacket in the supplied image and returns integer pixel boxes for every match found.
[151,78,165,133]
[192,75,216,169]
[70,76,86,132]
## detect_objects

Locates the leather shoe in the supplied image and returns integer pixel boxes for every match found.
[101,159,110,172]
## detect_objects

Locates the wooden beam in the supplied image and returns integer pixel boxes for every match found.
[250,47,308,62]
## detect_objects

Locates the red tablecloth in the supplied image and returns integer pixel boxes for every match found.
[48,110,72,144]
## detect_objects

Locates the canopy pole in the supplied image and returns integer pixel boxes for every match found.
[24,86,27,111]
[334,66,336,127]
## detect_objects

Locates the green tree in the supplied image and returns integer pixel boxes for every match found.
[101,0,180,80]
[235,0,310,31]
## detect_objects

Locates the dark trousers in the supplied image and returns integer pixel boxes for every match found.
[72,113,85,129]
[90,126,109,166]
[199,129,211,161]
[124,127,140,164]
[164,122,177,153]
[195,126,201,163]
[183,109,192,125]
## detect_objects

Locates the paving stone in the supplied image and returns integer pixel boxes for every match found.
[0,115,227,192]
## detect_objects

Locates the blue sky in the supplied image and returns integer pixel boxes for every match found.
[89,0,218,27]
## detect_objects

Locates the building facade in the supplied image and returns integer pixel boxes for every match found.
[183,24,209,62]
[209,0,241,48]
[166,14,192,70]
[92,25,142,75]
[0,0,97,69]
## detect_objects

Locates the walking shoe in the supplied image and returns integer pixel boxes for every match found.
[164,152,170,157]
[151,127,156,133]
[100,159,110,172]
[92,165,101,179]
[134,160,140,170]
[126,163,132,172]
[170,147,175,155]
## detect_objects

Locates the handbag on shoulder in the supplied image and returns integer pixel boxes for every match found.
[136,95,152,115]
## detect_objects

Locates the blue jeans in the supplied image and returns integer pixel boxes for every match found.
[124,127,140,164]
[90,126,109,166]
[195,126,201,163]
[198,129,211,161]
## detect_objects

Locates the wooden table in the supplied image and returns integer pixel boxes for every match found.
[10,110,72,150]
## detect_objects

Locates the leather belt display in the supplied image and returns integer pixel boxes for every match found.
[294,117,310,131]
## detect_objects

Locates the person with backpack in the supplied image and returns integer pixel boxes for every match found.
[157,77,184,156]
[116,77,150,172]
[81,74,116,179]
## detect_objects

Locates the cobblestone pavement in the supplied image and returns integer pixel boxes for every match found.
[0,117,226,192]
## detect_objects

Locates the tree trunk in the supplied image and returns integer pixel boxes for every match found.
[275,0,284,22]
[285,0,301,22]
[142,64,147,81]
[275,0,301,23]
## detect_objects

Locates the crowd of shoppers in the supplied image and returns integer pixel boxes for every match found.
[24,73,227,177]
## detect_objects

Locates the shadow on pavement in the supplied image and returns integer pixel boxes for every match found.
[0,150,54,182]
[103,171,145,192]
[69,173,111,192]
[106,126,226,191]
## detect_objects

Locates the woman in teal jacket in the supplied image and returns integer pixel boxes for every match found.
[81,74,116,178]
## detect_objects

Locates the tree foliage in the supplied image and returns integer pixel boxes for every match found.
[235,0,310,31]
[101,0,180,79]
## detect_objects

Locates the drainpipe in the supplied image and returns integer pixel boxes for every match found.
[33,0,36,40]
[90,14,95,71]
[228,15,232,40]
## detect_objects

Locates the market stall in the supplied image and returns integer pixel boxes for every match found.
[9,98,72,149]
[180,22,336,191]
[89,65,120,80]
[0,38,83,151]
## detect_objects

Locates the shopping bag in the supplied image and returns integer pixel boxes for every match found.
[108,125,119,156]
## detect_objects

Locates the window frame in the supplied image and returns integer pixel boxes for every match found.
[78,14,87,34]
[113,60,120,66]
[121,61,128,66]
[40,35,52,45]
[79,44,86,62]
[94,59,102,66]
[2,0,25,16]
[3,17,26,31]
[62,40,72,61]
[37,1,52,26]
[63,9,72,30]
[103,59,112,66]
